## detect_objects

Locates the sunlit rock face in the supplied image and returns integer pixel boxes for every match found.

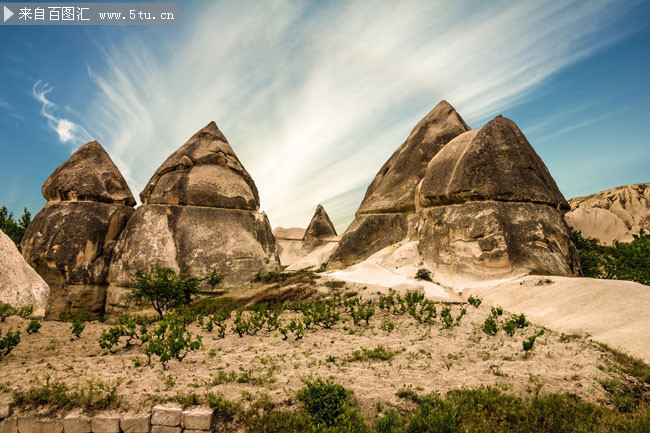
[566,183,650,245]
[21,141,135,318]
[330,101,579,286]
[328,100,470,269]
[106,122,279,313]
[0,230,50,318]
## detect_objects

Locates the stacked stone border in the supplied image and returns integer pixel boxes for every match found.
[0,404,214,433]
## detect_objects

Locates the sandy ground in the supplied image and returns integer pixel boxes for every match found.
[0,286,628,419]
[470,275,650,363]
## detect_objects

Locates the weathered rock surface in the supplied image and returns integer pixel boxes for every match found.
[417,116,568,210]
[416,115,578,284]
[20,141,135,318]
[42,141,135,206]
[107,122,279,312]
[303,204,337,243]
[566,183,650,245]
[140,121,259,210]
[417,202,578,285]
[329,101,469,269]
[357,100,470,215]
[0,231,49,317]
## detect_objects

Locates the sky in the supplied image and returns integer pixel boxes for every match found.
[1,0,649,233]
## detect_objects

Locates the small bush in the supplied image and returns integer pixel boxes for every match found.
[415,268,432,281]
[205,269,227,291]
[26,319,41,334]
[467,295,482,308]
[130,266,201,318]
[207,392,240,423]
[482,316,498,336]
[380,318,395,333]
[144,311,202,369]
[296,379,369,431]
[0,303,15,322]
[349,346,397,362]
[523,330,545,357]
[17,305,33,318]
[0,328,20,359]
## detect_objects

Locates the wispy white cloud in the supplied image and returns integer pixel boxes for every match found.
[0,97,9,110]
[79,0,640,232]
[32,80,91,146]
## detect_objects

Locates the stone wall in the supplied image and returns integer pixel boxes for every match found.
[0,404,216,433]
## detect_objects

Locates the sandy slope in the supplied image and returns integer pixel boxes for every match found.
[470,276,650,363]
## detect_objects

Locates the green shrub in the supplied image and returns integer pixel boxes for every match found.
[10,376,121,414]
[467,295,482,308]
[0,205,31,249]
[0,328,20,359]
[296,379,370,431]
[415,268,432,281]
[523,330,545,357]
[572,230,650,285]
[0,303,15,322]
[206,392,240,423]
[406,395,458,433]
[205,269,227,291]
[376,409,401,433]
[482,316,498,336]
[17,305,33,318]
[349,345,397,362]
[26,319,41,334]
[380,318,395,333]
[144,311,202,369]
[60,309,91,339]
[130,266,201,318]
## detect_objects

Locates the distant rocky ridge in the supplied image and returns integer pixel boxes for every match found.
[329,102,579,286]
[566,183,650,245]
[21,141,135,318]
[274,204,339,270]
[106,122,279,313]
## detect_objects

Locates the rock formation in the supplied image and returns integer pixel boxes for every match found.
[274,205,339,270]
[21,141,135,318]
[328,100,470,269]
[106,122,279,312]
[566,183,650,245]
[329,101,578,286]
[0,230,49,317]
[416,116,578,284]
[303,204,337,243]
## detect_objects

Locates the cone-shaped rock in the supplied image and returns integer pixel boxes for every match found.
[0,230,49,317]
[358,100,471,215]
[416,115,578,285]
[417,116,568,210]
[140,121,259,210]
[42,141,136,206]
[566,183,650,245]
[107,123,279,313]
[303,204,337,243]
[328,101,469,269]
[22,141,135,318]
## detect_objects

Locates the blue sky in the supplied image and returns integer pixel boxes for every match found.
[1,0,649,232]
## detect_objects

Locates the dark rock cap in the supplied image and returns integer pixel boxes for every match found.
[303,204,337,242]
[140,121,260,210]
[42,141,136,206]
[418,115,569,210]
[357,100,470,215]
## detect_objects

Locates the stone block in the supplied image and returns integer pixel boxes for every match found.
[120,414,151,433]
[0,417,17,433]
[181,408,213,430]
[150,406,181,427]
[91,416,120,433]
[63,414,91,433]
[150,426,181,433]
[0,404,11,420]
[17,418,64,433]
